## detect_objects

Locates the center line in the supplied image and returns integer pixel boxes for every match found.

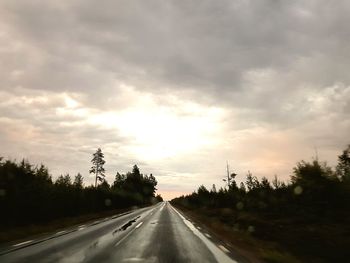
[135,222,143,229]
[13,240,34,247]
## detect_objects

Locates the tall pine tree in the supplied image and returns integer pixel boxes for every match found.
[89,148,106,187]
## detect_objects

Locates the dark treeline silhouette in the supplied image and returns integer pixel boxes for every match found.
[0,154,163,228]
[171,144,350,261]
[172,144,350,216]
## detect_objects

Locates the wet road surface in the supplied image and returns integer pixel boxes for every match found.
[0,202,239,262]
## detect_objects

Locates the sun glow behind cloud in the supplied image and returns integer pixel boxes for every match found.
[88,84,225,161]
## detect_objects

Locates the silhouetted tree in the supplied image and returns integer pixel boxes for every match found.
[155,194,163,202]
[132,164,141,177]
[55,174,72,186]
[272,175,283,189]
[74,173,84,189]
[260,176,271,190]
[98,180,110,190]
[0,158,162,228]
[245,171,259,191]
[239,182,246,192]
[336,144,350,181]
[211,184,217,193]
[90,148,106,187]
[112,172,125,189]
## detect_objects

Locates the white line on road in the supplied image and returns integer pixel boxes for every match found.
[13,240,34,247]
[55,231,67,235]
[170,205,238,263]
[218,245,230,253]
[135,222,143,229]
[205,233,211,238]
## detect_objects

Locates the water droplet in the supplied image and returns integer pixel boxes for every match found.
[294,186,303,195]
[247,225,255,233]
[104,198,111,206]
[236,202,244,210]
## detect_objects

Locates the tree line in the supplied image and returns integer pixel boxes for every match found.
[171,145,350,261]
[172,144,350,222]
[0,148,163,227]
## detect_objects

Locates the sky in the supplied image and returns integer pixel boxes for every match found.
[0,1,349,200]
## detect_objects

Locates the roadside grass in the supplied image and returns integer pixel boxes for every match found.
[0,207,137,245]
[173,205,350,263]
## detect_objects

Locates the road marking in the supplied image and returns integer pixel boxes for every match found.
[170,205,238,263]
[147,207,157,217]
[114,227,137,247]
[123,257,144,261]
[78,226,85,231]
[135,222,143,229]
[218,245,230,253]
[55,230,67,235]
[90,220,101,226]
[13,240,34,247]
[205,233,211,238]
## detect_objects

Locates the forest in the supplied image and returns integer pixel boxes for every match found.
[0,150,163,229]
[171,144,350,262]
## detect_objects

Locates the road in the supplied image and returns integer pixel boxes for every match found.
[0,202,241,263]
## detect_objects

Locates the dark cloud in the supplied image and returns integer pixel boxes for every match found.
[2,1,350,103]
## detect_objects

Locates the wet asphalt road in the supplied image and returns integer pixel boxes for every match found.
[0,202,239,263]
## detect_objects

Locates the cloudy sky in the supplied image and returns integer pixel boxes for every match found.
[1,1,349,199]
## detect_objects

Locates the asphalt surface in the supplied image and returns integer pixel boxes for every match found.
[0,202,240,263]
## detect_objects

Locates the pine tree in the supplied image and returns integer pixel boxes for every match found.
[55,174,72,186]
[74,173,84,189]
[89,148,106,187]
[336,145,350,181]
[239,182,246,192]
